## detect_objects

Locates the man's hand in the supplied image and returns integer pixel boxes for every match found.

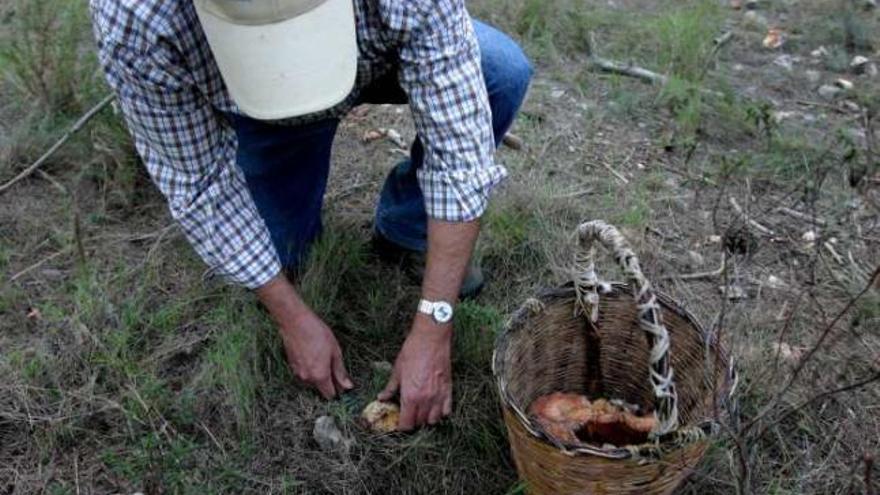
[378,315,453,429]
[378,219,480,430]
[256,274,353,399]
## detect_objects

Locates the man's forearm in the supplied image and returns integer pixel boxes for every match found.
[255,274,310,328]
[421,219,481,305]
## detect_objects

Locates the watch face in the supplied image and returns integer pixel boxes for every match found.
[433,302,453,323]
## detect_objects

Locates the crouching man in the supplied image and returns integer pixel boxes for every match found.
[89,0,531,430]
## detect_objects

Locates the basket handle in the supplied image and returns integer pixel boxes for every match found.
[574,220,679,436]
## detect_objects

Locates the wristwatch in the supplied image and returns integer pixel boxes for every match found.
[417,299,454,324]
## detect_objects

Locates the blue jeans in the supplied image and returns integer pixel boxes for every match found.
[231,20,532,269]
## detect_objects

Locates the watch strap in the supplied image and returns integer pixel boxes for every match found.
[417,299,435,315]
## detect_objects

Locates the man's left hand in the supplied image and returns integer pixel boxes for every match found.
[378,314,453,430]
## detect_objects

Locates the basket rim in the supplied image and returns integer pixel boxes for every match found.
[492,282,738,460]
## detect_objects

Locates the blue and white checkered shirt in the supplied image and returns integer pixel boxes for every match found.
[89,0,505,289]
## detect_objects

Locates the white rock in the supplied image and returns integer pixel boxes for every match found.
[851,55,870,73]
[687,250,705,268]
[708,234,723,244]
[719,285,748,300]
[773,54,794,71]
[810,46,829,58]
[817,84,842,99]
[802,230,818,242]
[765,275,787,289]
[834,78,854,90]
[743,11,768,29]
[313,416,350,453]
[842,101,861,112]
[384,128,407,148]
[771,110,797,123]
[804,69,821,84]
[371,360,393,374]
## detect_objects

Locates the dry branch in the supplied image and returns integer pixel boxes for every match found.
[663,254,728,281]
[776,206,827,227]
[729,196,775,236]
[0,94,115,195]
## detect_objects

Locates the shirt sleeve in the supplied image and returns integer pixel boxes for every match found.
[391,0,507,222]
[93,38,281,289]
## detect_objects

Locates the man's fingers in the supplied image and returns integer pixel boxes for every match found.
[315,376,337,400]
[377,373,400,401]
[442,393,453,417]
[332,353,354,391]
[398,400,420,431]
[427,404,443,425]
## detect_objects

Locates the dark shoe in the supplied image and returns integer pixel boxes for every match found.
[371,230,485,299]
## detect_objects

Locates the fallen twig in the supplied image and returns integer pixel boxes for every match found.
[824,241,845,265]
[0,94,115,195]
[713,31,734,49]
[587,160,629,184]
[729,196,775,236]
[663,254,728,280]
[776,206,827,226]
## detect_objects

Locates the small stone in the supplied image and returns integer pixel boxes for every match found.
[765,275,787,289]
[851,55,870,74]
[719,285,748,300]
[804,69,821,84]
[687,250,705,268]
[371,360,393,374]
[384,128,407,148]
[802,230,818,242]
[313,416,350,453]
[550,89,565,99]
[817,84,842,99]
[707,234,723,245]
[742,11,768,29]
[834,78,854,90]
[773,54,794,71]
[842,101,861,112]
[810,46,829,58]
[771,110,797,123]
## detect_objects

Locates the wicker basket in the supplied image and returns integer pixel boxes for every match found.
[493,221,737,495]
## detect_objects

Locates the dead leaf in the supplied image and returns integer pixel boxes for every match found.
[362,129,385,142]
[763,28,785,49]
[771,342,804,362]
[26,307,41,321]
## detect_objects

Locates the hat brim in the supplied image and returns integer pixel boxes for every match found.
[195,0,357,121]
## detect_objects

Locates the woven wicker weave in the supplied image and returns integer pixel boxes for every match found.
[493,221,736,495]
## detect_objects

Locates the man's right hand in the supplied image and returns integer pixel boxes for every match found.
[280,309,353,399]
[256,274,353,399]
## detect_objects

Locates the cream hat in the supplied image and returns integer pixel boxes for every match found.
[194,0,358,120]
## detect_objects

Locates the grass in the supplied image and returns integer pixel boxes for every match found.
[1,0,879,493]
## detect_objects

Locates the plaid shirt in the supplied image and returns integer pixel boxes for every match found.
[89,0,505,289]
